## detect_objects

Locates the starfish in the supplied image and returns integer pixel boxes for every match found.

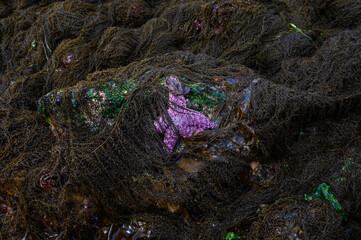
[154,92,216,153]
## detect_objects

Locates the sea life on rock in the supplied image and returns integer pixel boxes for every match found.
[154,92,217,153]
[214,78,240,85]
[210,0,237,35]
[163,76,190,95]
[31,39,37,48]
[38,78,137,135]
[1,204,8,215]
[224,232,240,240]
[181,77,225,120]
[304,182,346,220]
[194,19,202,32]
[0,201,13,225]
[63,54,74,68]
[38,73,225,141]
[2,0,361,239]
[39,172,56,190]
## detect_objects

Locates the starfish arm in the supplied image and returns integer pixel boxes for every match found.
[164,127,178,153]
[169,93,187,109]
[154,116,166,133]
[192,112,217,129]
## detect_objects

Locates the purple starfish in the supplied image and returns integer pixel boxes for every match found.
[154,78,217,153]
[63,54,74,68]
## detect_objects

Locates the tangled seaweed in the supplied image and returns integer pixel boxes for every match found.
[0,0,361,239]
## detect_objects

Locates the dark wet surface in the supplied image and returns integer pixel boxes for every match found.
[1,0,361,239]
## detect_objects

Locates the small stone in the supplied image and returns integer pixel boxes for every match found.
[1,204,8,215]
[259,203,268,209]
[177,158,205,173]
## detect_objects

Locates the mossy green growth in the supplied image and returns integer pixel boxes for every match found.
[333,157,355,183]
[180,77,225,112]
[1,215,9,224]
[304,183,347,220]
[98,79,137,118]
[224,232,240,240]
[74,113,87,122]
[38,77,139,131]
[88,88,99,100]
[38,74,225,132]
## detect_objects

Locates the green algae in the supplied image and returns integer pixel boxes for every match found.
[38,77,139,132]
[179,77,225,113]
[304,183,346,220]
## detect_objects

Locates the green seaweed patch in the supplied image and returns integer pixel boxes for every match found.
[45,116,51,123]
[71,97,77,108]
[38,105,46,115]
[333,157,355,183]
[38,92,55,117]
[304,183,347,220]
[1,215,9,224]
[74,113,87,122]
[184,82,225,112]
[98,79,137,118]
[224,232,240,240]
[159,77,166,85]
[101,101,123,119]
[88,88,99,100]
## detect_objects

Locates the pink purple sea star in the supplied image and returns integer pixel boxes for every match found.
[154,77,216,153]
[63,54,74,68]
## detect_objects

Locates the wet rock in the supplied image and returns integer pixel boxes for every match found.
[65,194,100,224]
[247,198,344,239]
[38,71,259,161]
[176,158,205,173]
[38,77,137,136]
[98,221,151,240]
[0,169,26,198]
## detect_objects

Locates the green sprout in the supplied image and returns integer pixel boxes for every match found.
[224,232,241,240]
[333,157,355,183]
[31,40,37,48]
[290,23,313,42]
[45,116,51,123]
[341,157,354,173]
